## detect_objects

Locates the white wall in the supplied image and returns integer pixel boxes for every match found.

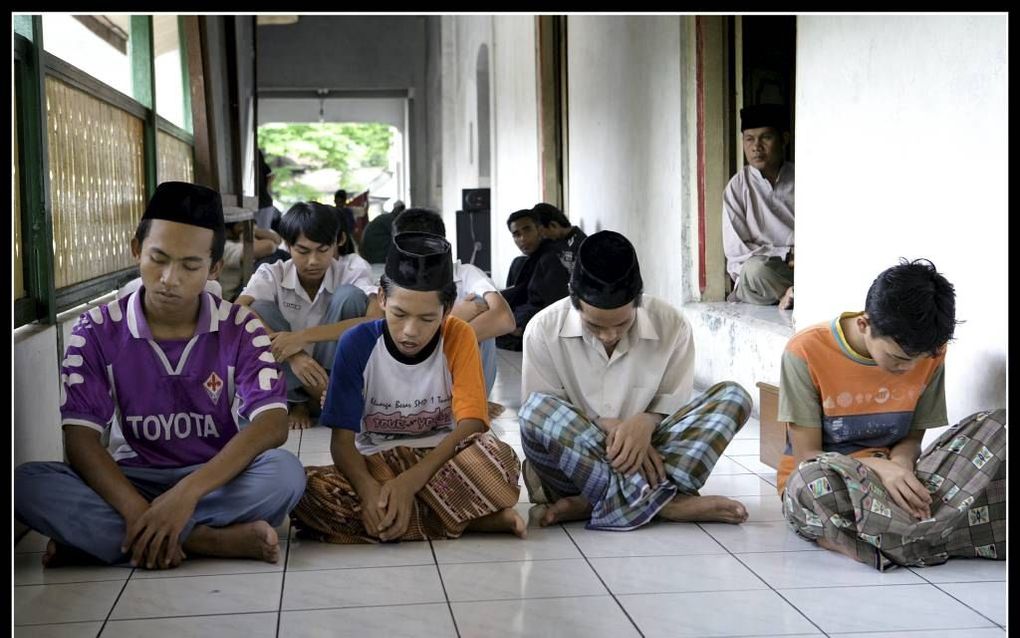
[13,325,64,467]
[565,16,691,308]
[441,16,542,286]
[796,15,1007,423]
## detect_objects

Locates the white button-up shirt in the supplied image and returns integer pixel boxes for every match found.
[240,254,376,355]
[453,260,498,303]
[722,162,795,281]
[521,295,696,420]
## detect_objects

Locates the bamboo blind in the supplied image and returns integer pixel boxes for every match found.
[14,91,25,301]
[46,76,146,289]
[157,130,194,185]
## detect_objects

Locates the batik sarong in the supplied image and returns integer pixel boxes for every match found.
[783,409,1006,570]
[518,381,752,530]
[292,431,521,543]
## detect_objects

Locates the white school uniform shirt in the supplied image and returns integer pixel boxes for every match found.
[453,260,498,303]
[721,161,795,281]
[521,295,696,421]
[239,253,377,356]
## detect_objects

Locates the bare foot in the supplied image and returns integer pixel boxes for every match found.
[779,286,794,310]
[41,539,102,568]
[535,495,593,527]
[288,402,314,430]
[184,521,280,563]
[466,508,528,538]
[488,401,506,419]
[658,495,748,524]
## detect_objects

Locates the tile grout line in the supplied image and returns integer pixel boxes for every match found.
[928,581,1004,628]
[697,521,832,638]
[429,539,462,638]
[96,563,137,636]
[275,517,294,638]
[561,524,646,638]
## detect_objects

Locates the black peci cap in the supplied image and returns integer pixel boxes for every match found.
[385,231,454,291]
[142,181,224,232]
[570,230,643,309]
[739,103,790,133]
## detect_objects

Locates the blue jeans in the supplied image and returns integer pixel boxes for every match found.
[252,284,368,402]
[14,449,306,564]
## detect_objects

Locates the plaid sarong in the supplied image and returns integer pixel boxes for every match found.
[783,409,1006,570]
[519,381,752,530]
[292,432,521,543]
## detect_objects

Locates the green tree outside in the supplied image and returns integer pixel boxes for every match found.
[258,122,393,206]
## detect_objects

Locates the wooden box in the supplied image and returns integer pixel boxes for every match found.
[756,381,786,470]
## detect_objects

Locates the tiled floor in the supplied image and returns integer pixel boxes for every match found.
[14,350,1007,637]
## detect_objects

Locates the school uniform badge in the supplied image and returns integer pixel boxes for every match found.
[204,371,224,404]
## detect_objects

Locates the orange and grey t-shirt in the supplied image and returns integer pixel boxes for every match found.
[776,312,947,487]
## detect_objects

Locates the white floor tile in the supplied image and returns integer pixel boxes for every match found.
[297,427,334,452]
[286,537,435,571]
[590,554,767,595]
[13,553,133,586]
[728,454,780,475]
[780,584,997,633]
[705,456,756,475]
[12,622,103,638]
[618,590,820,637]
[15,531,51,554]
[298,451,334,466]
[701,473,776,497]
[736,550,926,589]
[937,581,1006,625]
[451,596,641,638]
[131,544,287,579]
[733,417,761,440]
[719,438,761,456]
[280,604,457,638]
[909,558,1007,583]
[14,581,125,625]
[102,612,279,638]
[281,565,445,611]
[432,526,581,563]
[832,629,1006,637]
[110,572,283,620]
[564,521,727,558]
[732,494,786,522]
[441,558,606,602]
[700,521,823,553]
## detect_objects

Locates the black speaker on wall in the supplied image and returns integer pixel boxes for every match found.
[456,188,491,275]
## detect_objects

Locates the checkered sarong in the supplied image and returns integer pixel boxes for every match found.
[292,432,521,543]
[783,409,1006,570]
[519,381,751,530]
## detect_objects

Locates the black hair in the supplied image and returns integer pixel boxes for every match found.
[864,258,958,357]
[379,273,458,311]
[506,208,540,230]
[569,291,643,310]
[332,204,356,255]
[334,189,347,204]
[133,218,226,264]
[533,202,570,229]
[278,202,340,247]
[393,207,446,236]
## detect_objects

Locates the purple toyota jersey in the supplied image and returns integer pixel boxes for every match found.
[59,289,288,469]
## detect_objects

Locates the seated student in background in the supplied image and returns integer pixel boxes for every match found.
[532,202,586,273]
[359,200,406,264]
[497,208,570,351]
[779,259,1005,570]
[392,207,516,409]
[237,202,380,430]
[14,181,304,569]
[722,103,795,308]
[291,231,524,543]
[219,220,289,301]
[518,230,752,530]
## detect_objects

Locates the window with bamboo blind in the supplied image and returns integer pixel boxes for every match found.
[157,130,194,184]
[45,76,146,289]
